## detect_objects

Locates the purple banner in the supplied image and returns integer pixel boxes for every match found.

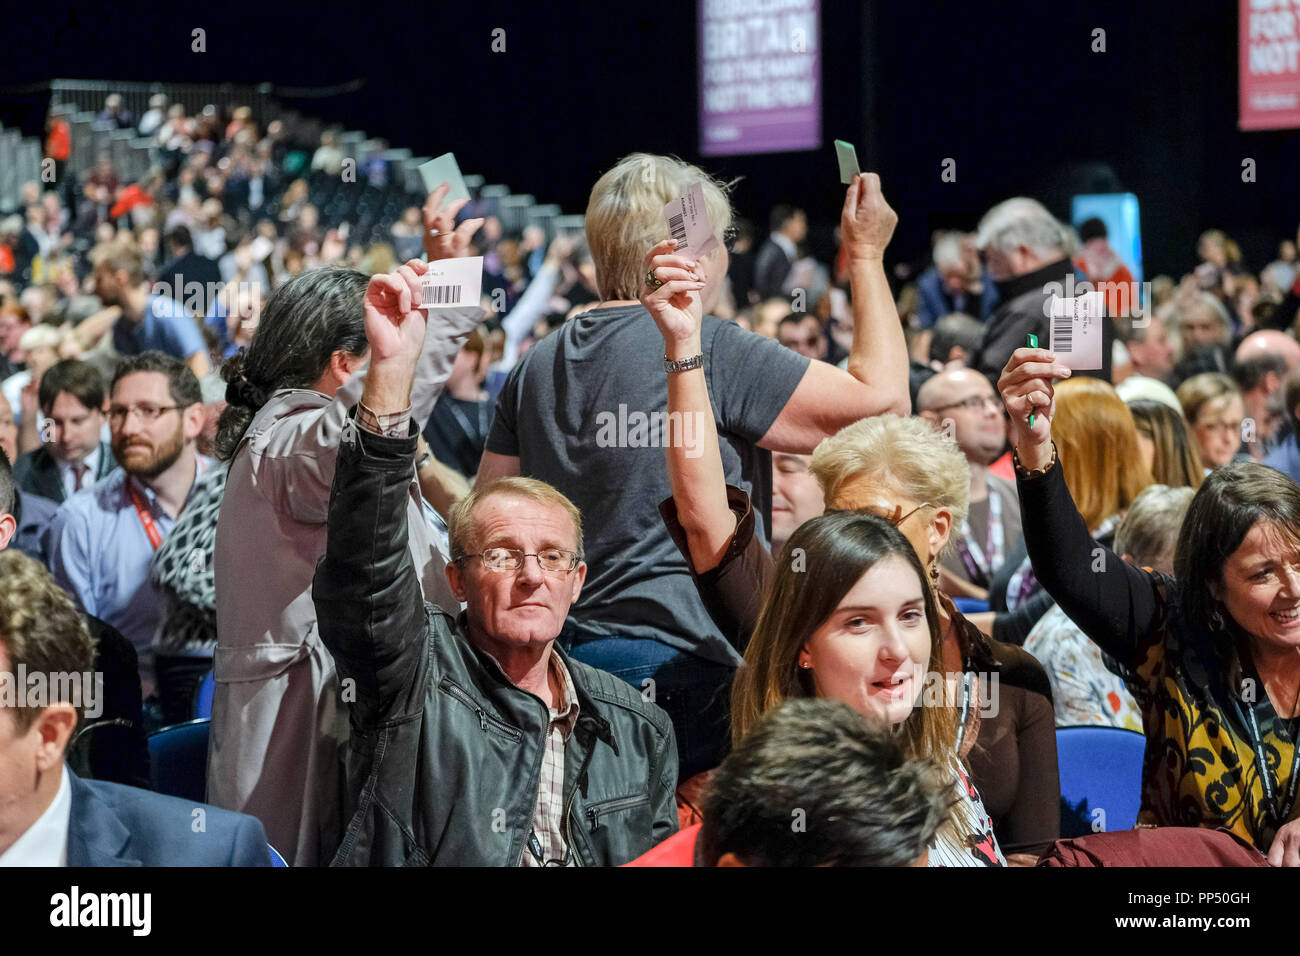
[699,0,822,156]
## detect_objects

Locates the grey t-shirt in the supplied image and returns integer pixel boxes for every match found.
[485,305,809,666]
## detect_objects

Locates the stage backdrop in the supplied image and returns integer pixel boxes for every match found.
[699,0,822,155]
[1240,0,1300,130]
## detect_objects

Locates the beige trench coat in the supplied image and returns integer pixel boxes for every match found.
[207,307,479,865]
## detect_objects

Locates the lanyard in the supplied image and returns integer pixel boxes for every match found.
[954,667,975,751]
[1233,695,1300,830]
[127,482,162,551]
[956,480,1004,583]
[526,828,572,867]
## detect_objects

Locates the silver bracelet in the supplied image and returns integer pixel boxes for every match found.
[664,353,704,373]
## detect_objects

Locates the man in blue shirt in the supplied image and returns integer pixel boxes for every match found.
[92,241,211,378]
[49,352,207,692]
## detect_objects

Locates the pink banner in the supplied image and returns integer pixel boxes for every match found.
[1240,0,1300,130]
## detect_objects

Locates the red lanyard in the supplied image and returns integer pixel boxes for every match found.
[127,482,163,551]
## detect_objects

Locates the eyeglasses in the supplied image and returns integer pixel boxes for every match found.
[781,336,823,349]
[107,403,183,426]
[928,394,1002,414]
[461,547,580,573]
[828,502,931,527]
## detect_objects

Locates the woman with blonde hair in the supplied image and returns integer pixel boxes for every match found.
[480,156,912,777]
[1177,372,1246,470]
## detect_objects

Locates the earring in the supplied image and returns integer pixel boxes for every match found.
[928,562,940,589]
[1209,606,1225,631]
[799,660,812,669]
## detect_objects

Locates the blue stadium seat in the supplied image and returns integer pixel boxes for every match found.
[269,845,289,867]
[1056,725,1146,837]
[193,669,215,720]
[148,719,210,803]
[953,598,990,614]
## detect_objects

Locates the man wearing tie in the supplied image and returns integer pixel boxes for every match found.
[13,359,117,503]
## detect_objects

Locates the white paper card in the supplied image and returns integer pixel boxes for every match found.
[418,153,470,205]
[1047,290,1106,370]
[663,183,718,257]
[420,256,483,310]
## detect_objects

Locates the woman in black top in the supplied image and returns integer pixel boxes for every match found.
[1000,345,1300,863]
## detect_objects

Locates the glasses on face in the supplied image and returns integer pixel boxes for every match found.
[929,394,1002,414]
[1197,420,1242,436]
[781,336,823,349]
[107,403,182,427]
[829,502,931,527]
[464,547,580,573]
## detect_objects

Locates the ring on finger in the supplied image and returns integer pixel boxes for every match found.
[644,269,665,292]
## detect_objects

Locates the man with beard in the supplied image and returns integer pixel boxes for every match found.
[49,352,206,692]
[917,368,1023,598]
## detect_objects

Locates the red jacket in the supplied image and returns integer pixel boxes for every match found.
[624,824,701,867]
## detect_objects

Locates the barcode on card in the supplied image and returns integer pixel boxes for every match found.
[1052,312,1073,351]
[423,284,461,306]
[668,212,687,248]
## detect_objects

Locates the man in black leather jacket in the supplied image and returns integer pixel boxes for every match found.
[312,261,678,866]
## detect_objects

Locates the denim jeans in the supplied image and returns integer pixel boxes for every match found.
[558,623,735,780]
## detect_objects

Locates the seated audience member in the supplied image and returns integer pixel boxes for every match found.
[0,302,32,381]
[0,550,268,866]
[312,278,676,866]
[917,232,996,329]
[1025,484,1193,731]
[1177,372,1246,470]
[479,160,909,780]
[969,197,1114,383]
[13,359,116,504]
[48,352,207,690]
[771,451,824,556]
[917,369,1022,599]
[92,241,211,378]
[209,198,483,868]
[1170,293,1233,383]
[927,312,984,370]
[1115,312,1176,385]
[0,394,57,565]
[644,248,1051,863]
[1232,330,1300,461]
[422,328,492,479]
[776,312,827,361]
[1126,398,1204,490]
[1038,827,1268,867]
[1264,366,1300,483]
[1001,345,1300,859]
[627,699,948,867]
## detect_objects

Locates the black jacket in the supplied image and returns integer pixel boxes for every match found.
[13,442,117,504]
[312,416,679,866]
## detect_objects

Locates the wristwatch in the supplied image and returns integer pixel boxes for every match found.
[664,353,704,373]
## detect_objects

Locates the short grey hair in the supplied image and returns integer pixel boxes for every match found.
[1114,484,1194,569]
[585,153,734,301]
[932,232,964,269]
[975,197,1070,259]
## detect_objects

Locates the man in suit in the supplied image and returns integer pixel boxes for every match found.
[0,548,269,866]
[753,205,806,300]
[13,359,116,504]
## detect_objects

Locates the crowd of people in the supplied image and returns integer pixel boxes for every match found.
[3,91,1300,868]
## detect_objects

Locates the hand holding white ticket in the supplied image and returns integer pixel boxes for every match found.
[663,183,719,258]
[419,256,484,311]
[1046,290,1106,371]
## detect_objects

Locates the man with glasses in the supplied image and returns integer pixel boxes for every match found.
[49,351,206,692]
[917,368,1023,598]
[313,268,678,866]
[776,312,827,361]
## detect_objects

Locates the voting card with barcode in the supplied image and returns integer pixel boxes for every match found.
[663,183,719,257]
[420,256,483,310]
[1047,290,1106,370]
[418,153,470,205]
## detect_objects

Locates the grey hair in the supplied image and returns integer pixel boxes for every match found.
[975,197,1070,258]
[932,232,964,269]
[1115,484,1194,569]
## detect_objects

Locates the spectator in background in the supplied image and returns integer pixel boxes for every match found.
[481,158,909,780]
[0,302,32,380]
[1127,398,1205,490]
[1178,372,1246,470]
[1264,367,1300,485]
[629,699,949,867]
[1232,330,1300,461]
[1117,311,1176,386]
[389,206,425,262]
[0,394,58,566]
[156,225,223,319]
[770,451,824,557]
[137,94,168,137]
[96,93,134,130]
[1073,217,1136,316]
[753,205,805,300]
[93,241,211,378]
[917,369,1022,599]
[13,360,115,505]
[48,352,207,692]
[1170,292,1234,381]
[917,232,996,328]
[1024,484,1193,735]
[776,311,826,361]
[927,312,984,370]
[423,328,493,478]
[970,197,1114,383]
